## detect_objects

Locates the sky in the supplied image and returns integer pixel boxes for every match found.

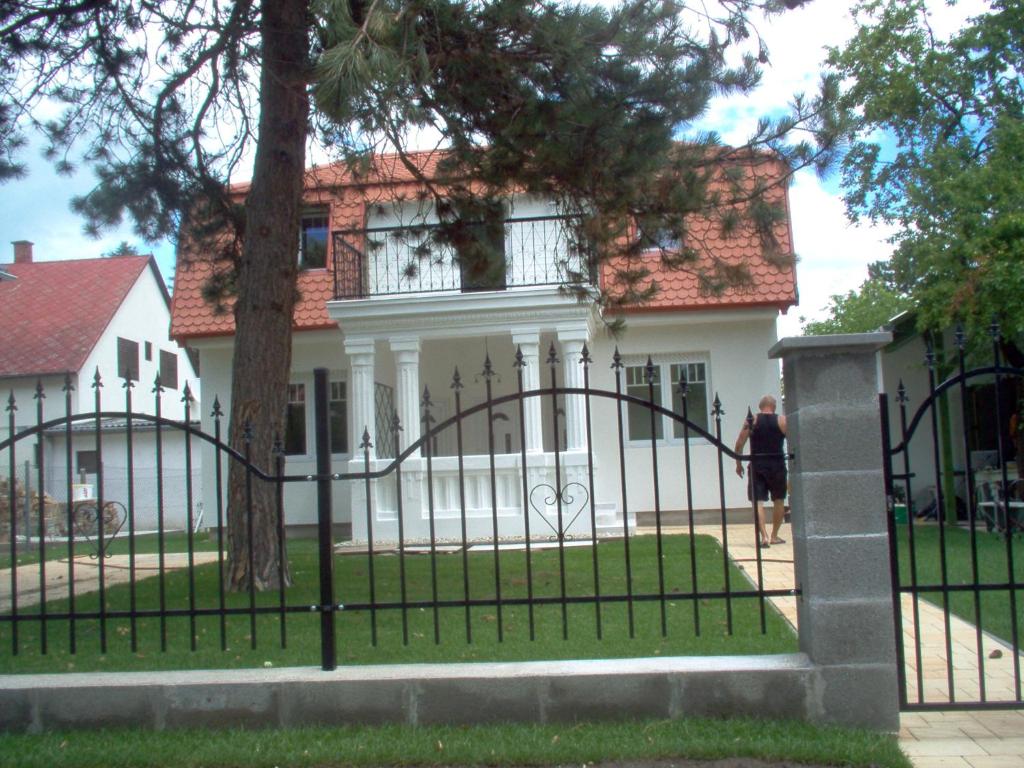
[0,0,986,338]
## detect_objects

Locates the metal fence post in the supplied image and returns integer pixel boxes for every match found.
[313,367,336,671]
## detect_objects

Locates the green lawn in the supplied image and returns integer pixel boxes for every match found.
[895,522,1024,646]
[0,533,796,672]
[0,718,911,768]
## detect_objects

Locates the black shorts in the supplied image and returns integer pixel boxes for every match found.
[748,464,787,502]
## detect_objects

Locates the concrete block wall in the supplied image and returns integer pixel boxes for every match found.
[770,333,899,731]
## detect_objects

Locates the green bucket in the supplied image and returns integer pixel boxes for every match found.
[893,503,908,524]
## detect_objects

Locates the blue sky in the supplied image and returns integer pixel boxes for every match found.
[0,0,985,336]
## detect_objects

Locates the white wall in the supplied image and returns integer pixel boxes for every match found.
[38,427,202,532]
[189,307,783,541]
[81,264,200,420]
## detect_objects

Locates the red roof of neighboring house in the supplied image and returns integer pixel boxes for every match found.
[0,255,162,379]
[171,150,797,340]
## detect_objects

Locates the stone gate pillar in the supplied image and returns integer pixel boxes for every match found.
[770,332,899,731]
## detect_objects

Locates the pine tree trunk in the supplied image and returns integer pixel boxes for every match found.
[226,0,310,592]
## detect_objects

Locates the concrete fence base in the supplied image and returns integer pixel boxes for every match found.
[0,654,868,733]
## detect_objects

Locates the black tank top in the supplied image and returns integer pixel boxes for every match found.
[750,412,785,463]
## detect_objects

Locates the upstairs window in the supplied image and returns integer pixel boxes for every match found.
[117,337,139,382]
[159,350,178,390]
[299,208,329,270]
[451,200,507,292]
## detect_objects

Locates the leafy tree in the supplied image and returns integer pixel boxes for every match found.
[827,0,1024,360]
[802,263,912,335]
[1,0,841,590]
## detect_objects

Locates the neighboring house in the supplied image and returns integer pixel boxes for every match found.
[880,312,1022,515]
[171,151,796,542]
[0,241,201,533]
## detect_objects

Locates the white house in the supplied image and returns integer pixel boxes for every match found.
[172,151,796,543]
[0,242,201,533]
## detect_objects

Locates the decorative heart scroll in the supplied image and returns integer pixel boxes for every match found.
[528,482,589,541]
[72,501,127,559]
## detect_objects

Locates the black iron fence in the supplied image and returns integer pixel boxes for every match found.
[332,215,594,299]
[2,351,794,672]
[881,324,1024,711]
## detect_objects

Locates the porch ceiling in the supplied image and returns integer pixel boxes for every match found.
[326,286,599,342]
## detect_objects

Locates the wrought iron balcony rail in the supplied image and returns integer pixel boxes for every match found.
[332,214,595,299]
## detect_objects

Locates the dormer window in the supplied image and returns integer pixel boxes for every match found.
[299,207,329,270]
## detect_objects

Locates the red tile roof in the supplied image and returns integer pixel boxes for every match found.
[171,150,796,340]
[603,170,796,314]
[0,255,159,378]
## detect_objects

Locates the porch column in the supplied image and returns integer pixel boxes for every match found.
[558,329,588,452]
[390,338,421,455]
[344,338,376,459]
[512,331,544,453]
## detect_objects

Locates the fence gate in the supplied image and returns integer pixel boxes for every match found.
[881,326,1024,711]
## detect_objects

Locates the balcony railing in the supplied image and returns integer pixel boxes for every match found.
[332,215,594,299]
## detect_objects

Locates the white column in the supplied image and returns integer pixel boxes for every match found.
[390,337,422,455]
[512,331,544,453]
[558,329,589,452]
[344,338,376,459]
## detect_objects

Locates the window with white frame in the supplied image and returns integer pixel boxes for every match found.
[284,383,306,456]
[329,380,348,454]
[625,357,710,442]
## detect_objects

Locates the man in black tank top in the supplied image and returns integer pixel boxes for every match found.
[734,394,788,548]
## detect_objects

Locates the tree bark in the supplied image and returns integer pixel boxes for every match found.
[226,0,310,591]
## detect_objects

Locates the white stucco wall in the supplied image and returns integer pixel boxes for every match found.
[189,305,784,541]
[79,264,199,420]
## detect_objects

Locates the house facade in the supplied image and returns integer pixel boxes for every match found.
[171,152,797,542]
[0,243,201,533]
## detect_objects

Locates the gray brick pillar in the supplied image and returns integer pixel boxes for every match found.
[769,332,899,731]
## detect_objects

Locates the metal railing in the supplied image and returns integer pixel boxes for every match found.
[332,215,595,299]
[881,322,1024,711]
[2,352,793,672]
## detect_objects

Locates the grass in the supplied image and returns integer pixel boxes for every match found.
[895,522,1024,646]
[0,533,796,673]
[0,717,912,768]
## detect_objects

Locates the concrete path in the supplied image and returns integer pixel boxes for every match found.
[677,522,1024,768]
[0,551,222,611]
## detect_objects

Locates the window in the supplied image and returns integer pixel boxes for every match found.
[455,200,507,292]
[117,337,139,381]
[159,350,178,390]
[670,362,709,436]
[299,208,329,270]
[284,383,306,455]
[645,226,683,252]
[625,357,710,442]
[329,381,347,454]
[77,450,99,475]
[626,365,663,441]
[144,341,152,361]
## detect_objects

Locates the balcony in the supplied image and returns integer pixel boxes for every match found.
[332,214,595,300]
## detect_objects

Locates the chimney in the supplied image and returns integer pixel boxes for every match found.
[12,240,33,264]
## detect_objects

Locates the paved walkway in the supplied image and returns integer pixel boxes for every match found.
[0,551,221,611]
[685,522,1024,768]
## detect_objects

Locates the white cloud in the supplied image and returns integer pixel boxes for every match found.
[777,171,898,339]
